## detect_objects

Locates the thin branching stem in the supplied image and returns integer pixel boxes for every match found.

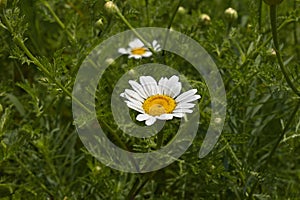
[1,10,91,114]
[258,0,262,31]
[115,7,155,53]
[248,100,300,198]
[270,5,300,97]
[162,0,183,56]
[42,1,76,43]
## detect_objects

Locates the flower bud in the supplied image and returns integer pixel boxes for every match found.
[105,58,115,65]
[95,18,104,29]
[128,69,136,76]
[0,104,3,115]
[200,14,211,25]
[104,1,119,14]
[177,6,187,15]
[266,48,276,57]
[224,7,238,22]
[263,0,284,5]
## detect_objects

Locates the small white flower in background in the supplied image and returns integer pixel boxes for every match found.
[120,75,201,126]
[118,38,161,59]
[151,40,161,52]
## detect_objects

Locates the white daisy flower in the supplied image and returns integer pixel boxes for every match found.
[118,38,161,59]
[120,75,201,126]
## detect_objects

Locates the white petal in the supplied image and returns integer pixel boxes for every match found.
[172,113,185,118]
[136,113,151,121]
[158,77,171,95]
[120,92,125,98]
[142,51,152,57]
[145,76,159,95]
[140,76,158,96]
[129,54,142,59]
[157,77,168,94]
[118,48,129,54]
[175,89,198,102]
[124,94,143,108]
[145,117,156,126]
[140,76,150,96]
[129,38,144,48]
[124,89,144,102]
[152,40,158,47]
[176,102,195,109]
[158,75,181,97]
[173,108,193,113]
[129,80,147,99]
[152,40,161,52]
[164,76,178,96]
[125,101,144,113]
[168,75,181,98]
[179,95,201,103]
[156,114,174,120]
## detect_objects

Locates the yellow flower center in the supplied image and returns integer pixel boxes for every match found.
[131,47,147,55]
[142,95,176,116]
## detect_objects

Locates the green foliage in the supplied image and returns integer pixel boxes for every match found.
[0,0,299,199]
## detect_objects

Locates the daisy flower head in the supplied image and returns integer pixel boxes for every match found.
[120,75,201,126]
[118,38,161,59]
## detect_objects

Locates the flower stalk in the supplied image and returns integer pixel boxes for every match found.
[1,10,88,113]
[269,5,300,97]
[105,1,155,53]
[42,1,76,43]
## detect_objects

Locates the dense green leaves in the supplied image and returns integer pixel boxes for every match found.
[0,0,299,199]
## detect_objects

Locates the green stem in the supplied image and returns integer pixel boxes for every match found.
[247,100,300,199]
[162,0,184,56]
[293,0,299,60]
[258,0,262,31]
[266,100,300,164]
[2,11,90,113]
[156,131,164,149]
[241,17,295,67]
[2,7,131,160]
[102,120,128,151]
[132,172,156,197]
[247,6,300,198]
[14,155,53,196]
[115,8,155,53]
[126,129,164,199]
[270,5,300,97]
[43,1,75,42]
[145,0,149,26]
[126,177,141,200]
